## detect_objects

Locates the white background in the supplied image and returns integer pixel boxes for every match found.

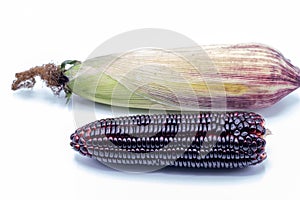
[1,0,300,199]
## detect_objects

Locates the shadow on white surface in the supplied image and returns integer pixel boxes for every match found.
[255,93,300,118]
[158,163,266,176]
[74,154,267,184]
[13,89,72,109]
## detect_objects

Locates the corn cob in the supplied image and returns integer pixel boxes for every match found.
[12,43,300,110]
[70,112,267,169]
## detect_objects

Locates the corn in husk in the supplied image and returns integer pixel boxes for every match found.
[64,43,300,110]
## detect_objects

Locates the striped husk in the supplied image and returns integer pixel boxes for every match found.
[66,43,300,110]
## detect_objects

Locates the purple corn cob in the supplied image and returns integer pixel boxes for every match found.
[70,112,267,169]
